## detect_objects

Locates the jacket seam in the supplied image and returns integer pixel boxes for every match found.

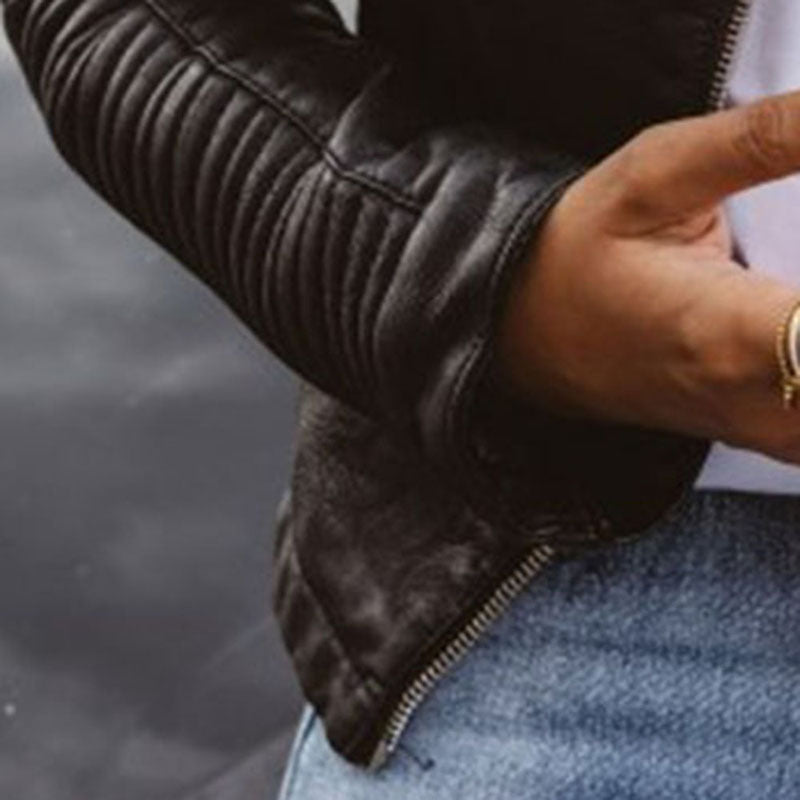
[140,0,423,215]
[446,165,583,451]
[445,166,587,531]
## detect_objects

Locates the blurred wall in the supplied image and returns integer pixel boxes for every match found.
[0,13,314,799]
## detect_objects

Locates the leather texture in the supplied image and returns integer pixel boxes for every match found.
[3,0,736,766]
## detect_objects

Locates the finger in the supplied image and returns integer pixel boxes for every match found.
[607,89,800,224]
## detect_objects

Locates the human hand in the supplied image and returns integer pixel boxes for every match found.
[497,90,800,464]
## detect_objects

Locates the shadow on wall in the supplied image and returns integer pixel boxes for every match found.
[0,19,308,800]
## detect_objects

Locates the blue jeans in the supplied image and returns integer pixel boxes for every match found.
[277,490,800,799]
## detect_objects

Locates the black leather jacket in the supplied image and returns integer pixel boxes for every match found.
[5,0,746,769]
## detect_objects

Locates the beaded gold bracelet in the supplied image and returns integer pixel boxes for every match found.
[775,299,800,410]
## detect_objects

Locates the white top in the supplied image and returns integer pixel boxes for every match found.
[694,0,800,494]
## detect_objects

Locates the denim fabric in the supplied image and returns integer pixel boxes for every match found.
[277,490,800,799]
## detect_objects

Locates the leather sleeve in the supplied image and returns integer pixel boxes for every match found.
[3,0,588,516]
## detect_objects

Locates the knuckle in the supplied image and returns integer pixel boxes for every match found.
[628,121,672,154]
[609,124,672,215]
[620,125,667,180]
[735,99,795,177]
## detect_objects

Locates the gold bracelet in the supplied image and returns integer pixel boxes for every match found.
[775,298,800,410]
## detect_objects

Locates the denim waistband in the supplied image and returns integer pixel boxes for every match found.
[524,487,800,666]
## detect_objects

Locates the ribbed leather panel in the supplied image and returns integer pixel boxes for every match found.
[4,0,583,487]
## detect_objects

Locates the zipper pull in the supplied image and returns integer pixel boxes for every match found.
[368,739,391,772]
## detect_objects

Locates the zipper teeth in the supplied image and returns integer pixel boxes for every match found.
[707,0,753,111]
[370,0,756,773]
[369,542,556,769]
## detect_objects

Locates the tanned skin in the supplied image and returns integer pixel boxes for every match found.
[498,90,800,465]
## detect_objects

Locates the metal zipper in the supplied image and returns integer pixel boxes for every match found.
[707,0,753,111]
[368,0,755,772]
[368,541,556,769]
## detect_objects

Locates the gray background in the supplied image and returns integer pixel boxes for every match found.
[0,1,355,797]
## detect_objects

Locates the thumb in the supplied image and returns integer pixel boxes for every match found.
[605,89,800,226]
